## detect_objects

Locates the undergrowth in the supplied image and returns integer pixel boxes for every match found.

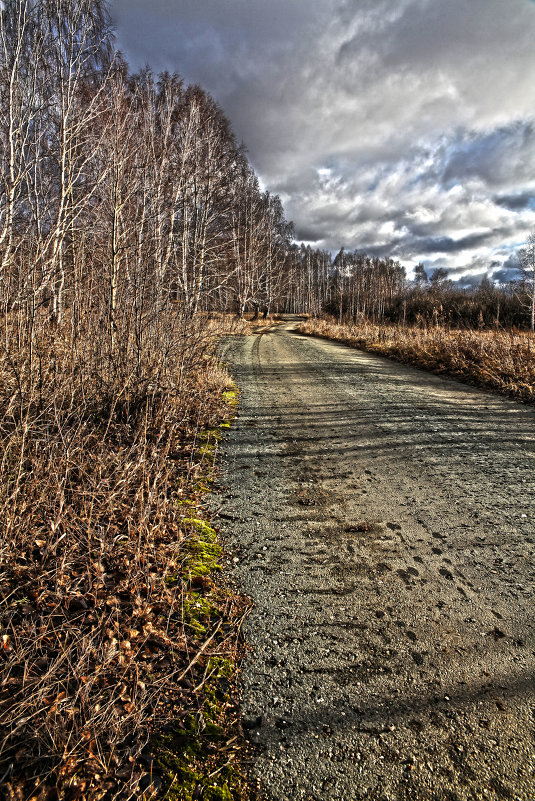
[298,317,535,403]
[0,313,250,800]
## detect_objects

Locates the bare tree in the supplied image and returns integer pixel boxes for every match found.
[0,0,47,310]
[518,232,535,331]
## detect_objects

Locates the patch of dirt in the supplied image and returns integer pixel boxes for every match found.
[215,318,535,801]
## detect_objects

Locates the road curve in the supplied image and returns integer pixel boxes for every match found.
[216,319,535,801]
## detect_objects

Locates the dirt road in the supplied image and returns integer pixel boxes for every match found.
[215,319,535,801]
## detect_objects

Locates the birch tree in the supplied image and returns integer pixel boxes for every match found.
[518,232,535,331]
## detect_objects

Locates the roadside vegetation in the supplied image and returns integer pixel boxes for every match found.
[0,309,255,800]
[298,317,535,403]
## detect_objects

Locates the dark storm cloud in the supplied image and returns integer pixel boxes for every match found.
[293,226,324,245]
[414,232,498,255]
[495,192,535,211]
[110,0,535,279]
[490,254,523,284]
[454,273,488,290]
[442,122,535,188]
[492,267,523,284]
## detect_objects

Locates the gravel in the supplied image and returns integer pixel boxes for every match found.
[214,318,535,801]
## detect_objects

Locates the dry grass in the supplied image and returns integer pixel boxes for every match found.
[203,312,284,335]
[0,312,249,800]
[298,317,535,403]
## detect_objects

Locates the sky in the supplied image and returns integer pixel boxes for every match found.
[109,0,535,284]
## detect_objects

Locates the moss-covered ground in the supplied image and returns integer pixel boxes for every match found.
[149,385,252,801]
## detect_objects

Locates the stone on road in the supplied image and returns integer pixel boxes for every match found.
[216,319,535,801]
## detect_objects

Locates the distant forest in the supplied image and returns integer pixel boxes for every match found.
[1,0,533,334]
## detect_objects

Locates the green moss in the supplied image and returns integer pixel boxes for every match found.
[192,480,212,494]
[175,498,196,507]
[185,545,221,580]
[206,657,233,680]
[199,428,222,442]
[155,571,247,796]
[151,390,248,800]
[198,446,216,462]
[183,591,214,636]
[221,389,238,408]
[183,517,216,538]
[153,658,246,800]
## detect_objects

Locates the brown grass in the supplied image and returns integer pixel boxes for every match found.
[203,311,284,335]
[298,317,535,403]
[0,312,249,800]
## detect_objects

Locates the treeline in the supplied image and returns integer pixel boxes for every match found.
[290,249,532,330]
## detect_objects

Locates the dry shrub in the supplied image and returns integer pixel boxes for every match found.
[0,310,244,799]
[299,317,535,402]
[202,311,281,335]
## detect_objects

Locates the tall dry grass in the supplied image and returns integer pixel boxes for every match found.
[298,317,535,402]
[0,311,246,799]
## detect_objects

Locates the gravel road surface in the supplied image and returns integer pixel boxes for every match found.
[215,319,535,801]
